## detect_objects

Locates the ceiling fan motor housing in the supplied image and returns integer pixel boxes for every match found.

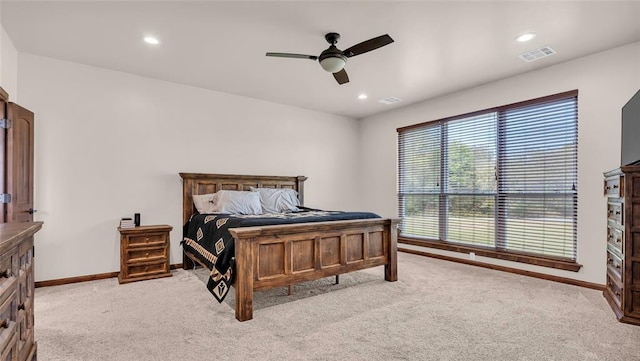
[319,45,347,73]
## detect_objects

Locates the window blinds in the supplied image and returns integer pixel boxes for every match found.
[497,97,578,258]
[398,91,578,261]
[398,124,441,239]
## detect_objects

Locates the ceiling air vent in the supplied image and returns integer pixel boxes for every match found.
[519,46,556,62]
[379,97,402,105]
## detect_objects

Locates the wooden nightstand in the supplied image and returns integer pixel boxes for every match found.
[118,224,173,284]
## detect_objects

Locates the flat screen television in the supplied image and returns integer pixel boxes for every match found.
[621,89,640,166]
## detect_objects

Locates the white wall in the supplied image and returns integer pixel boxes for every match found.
[0,21,18,99]
[17,53,361,282]
[358,42,640,285]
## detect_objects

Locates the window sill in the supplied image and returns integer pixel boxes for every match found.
[399,236,583,272]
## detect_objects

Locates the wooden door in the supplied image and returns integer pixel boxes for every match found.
[0,99,5,223]
[5,103,34,222]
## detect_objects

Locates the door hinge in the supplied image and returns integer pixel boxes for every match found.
[0,118,10,129]
[0,194,11,204]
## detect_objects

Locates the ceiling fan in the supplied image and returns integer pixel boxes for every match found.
[266,32,394,85]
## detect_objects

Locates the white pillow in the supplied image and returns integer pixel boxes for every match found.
[212,190,262,215]
[192,193,218,214]
[250,187,300,214]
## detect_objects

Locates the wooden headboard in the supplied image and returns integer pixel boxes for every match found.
[179,173,308,224]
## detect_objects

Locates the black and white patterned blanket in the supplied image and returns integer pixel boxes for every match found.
[181,209,380,302]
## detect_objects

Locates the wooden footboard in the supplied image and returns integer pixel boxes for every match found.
[229,218,399,321]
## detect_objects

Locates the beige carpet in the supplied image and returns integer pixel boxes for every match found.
[35,252,640,361]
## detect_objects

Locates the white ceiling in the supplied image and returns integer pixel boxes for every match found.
[2,1,640,119]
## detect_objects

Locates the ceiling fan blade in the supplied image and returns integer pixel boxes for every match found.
[266,52,318,61]
[343,34,394,57]
[333,69,349,85]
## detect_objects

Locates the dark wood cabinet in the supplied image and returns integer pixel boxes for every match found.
[603,164,640,325]
[118,225,172,284]
[0,222,41,361]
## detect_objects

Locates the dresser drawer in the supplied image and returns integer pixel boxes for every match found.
[127,245,167,263]
[0,276,16,315]
[127,234,166,247]
[607,224,624,254]
[604,175,624,197]
[16,307,33,361]
[126,261,168,279]
[0,321,16,361]
[0,290,16,357]
[0,256,12,281]
[0,329,16,361]
[0,273,16,307]
[607,245,624,280]
[606,273,623,309]
[607,201,624,225]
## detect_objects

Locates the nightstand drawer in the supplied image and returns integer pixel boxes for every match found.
[127,234,165,247]
[126,261,168,278]
[127,246,167,263]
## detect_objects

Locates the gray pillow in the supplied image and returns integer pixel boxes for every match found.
[250,187,300,214]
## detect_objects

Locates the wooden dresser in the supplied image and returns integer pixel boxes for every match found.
[0,222,41,361]
[118,225,172,284]
[604,164,640,325]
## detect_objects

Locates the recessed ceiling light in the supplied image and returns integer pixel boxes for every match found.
[516,33,536,42]
[358,94,368,100]
[143,36,160,45]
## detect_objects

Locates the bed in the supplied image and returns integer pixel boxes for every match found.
[180,172,399,321]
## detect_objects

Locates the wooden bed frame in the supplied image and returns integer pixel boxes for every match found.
[180,173,399,321]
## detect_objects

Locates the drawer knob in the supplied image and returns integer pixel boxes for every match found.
[615,291,621,297]
[613,184,619,189]
[0,269,10,278]
[615,211,621,215]
[18,304,24,311]
[0,319,7,329]
[615,264,622,270]
[616,238,621,243]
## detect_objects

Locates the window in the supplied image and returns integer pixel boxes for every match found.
[398,91,579,271]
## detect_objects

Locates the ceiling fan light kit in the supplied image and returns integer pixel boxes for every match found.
[319,55,347,73]
[266,32,394,85]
